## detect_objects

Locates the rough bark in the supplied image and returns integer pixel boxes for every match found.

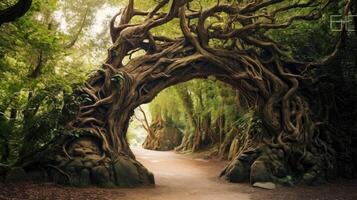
[10,0,353,187]
[218,126,237,159]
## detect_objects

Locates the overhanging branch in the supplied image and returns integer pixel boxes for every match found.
[0,0,32,25]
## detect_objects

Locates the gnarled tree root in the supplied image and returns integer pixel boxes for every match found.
[220,142,330,186]
[13,135,154,187]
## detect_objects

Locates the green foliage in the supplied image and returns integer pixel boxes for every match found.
[149,85,184,126]
[0,0,120,163]
[149,77,246,133]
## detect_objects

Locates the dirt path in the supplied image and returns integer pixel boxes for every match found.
[1,148,357,200]
[117,147,251,200]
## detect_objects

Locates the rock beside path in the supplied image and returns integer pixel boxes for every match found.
[253,182,276,190]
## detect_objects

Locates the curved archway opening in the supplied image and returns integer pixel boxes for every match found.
[128,77,252,156]
[126,77,257,192]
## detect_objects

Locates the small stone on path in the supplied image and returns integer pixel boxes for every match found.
[253,182,276,190]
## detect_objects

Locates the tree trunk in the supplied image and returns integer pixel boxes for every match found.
[143,116,182,151]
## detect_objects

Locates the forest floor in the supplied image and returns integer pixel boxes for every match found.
[1,147,357,200]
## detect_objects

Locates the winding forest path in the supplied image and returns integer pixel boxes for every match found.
[120,147,250,200]
[112,148,357,200]
[2,147,357,200]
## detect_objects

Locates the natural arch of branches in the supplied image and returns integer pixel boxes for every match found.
[18,0,352,187]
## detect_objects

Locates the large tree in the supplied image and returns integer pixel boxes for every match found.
[16,0,353,187]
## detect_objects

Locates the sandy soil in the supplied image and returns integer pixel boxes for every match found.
[1,147,357,200]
